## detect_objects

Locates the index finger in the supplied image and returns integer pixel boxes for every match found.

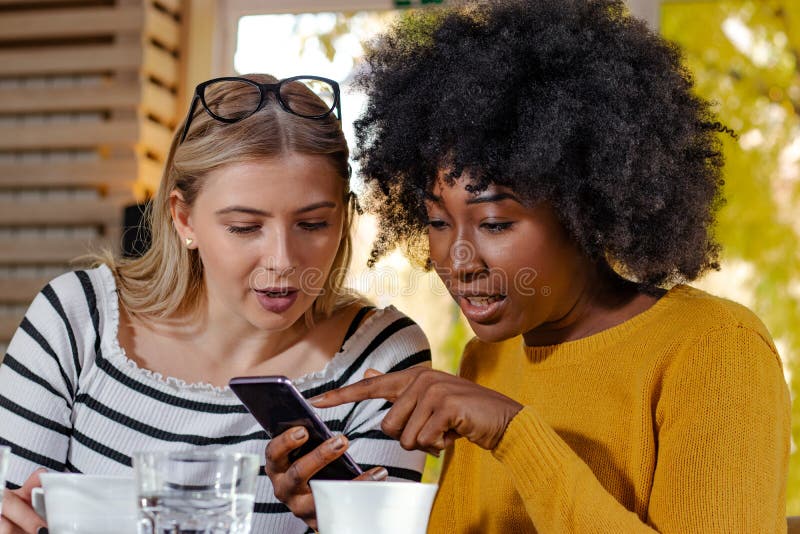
[309,369,416,408]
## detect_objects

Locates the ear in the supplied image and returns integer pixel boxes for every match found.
[169,190,195,247]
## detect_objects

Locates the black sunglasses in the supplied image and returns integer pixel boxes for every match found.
[179,75,342,143]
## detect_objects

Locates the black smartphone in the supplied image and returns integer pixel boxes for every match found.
[229,375,363,480]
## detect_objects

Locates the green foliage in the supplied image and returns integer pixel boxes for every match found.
[662,0,800,512]
[295,13,355,63]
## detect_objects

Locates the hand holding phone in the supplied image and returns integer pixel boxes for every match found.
[229,375,363,480]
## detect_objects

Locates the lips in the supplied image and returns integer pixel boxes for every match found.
[464,295,504,306]
[455,293,507,323]
[254,287,299,314]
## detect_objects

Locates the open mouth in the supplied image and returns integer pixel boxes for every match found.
[456,293,508,323]
[258,288,292,298]
[463,295,506,307]
[253,287,299,314]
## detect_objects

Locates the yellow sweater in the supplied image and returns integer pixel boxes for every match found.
[428,286,790,533]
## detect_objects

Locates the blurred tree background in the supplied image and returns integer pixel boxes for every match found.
[662,0,800,511]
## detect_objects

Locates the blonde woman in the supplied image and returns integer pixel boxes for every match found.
[0,74,429,534]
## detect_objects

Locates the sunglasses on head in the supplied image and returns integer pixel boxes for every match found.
[179,75,342,144]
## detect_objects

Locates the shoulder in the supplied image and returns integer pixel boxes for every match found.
[655,286,786,398]
[21,265,112,324]
[349,305,428,345]
[5,265,115,385]
[654,290,790,436]
[660,285,777,354]
[343,305,431,372]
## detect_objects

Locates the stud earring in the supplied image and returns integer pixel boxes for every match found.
[185,237,194,247]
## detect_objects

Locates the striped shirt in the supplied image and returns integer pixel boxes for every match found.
[0,265,430,533]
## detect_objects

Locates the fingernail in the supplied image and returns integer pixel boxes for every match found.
[292,427,307,440]
[370,467,388,481]
[37,528,49,534]
[309,394,325,406]
[329,436,346,451]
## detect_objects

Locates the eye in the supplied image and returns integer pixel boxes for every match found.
[481,221,514,233]
[226,225,260,235]
[425,219,449,230]
[298,221,330,231]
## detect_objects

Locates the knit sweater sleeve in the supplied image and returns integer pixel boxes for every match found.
[647,324,789,532]
[492,324,790,533]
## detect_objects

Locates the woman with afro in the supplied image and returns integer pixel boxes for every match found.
[270,0,790,531]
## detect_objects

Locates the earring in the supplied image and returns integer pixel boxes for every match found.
[185,237,194,247]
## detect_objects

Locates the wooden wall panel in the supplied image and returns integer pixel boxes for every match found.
[0,159,137,189]
[0,6,144,40]
[0,238,114,264]
[0,314,22,347]
[0,44,144,77]
[0,0,186,350]
[0,198,123,226]
[0,278,51,304]
[0,120,142,150]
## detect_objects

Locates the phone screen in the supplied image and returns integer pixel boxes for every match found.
[229,376,363,480]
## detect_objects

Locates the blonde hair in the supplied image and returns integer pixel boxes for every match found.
[97,74,361,325]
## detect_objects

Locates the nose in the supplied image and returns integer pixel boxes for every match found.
[261,230,297,278]
[448,236,485,283]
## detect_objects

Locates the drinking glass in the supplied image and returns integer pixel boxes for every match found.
[0,446,10,516]
[133,450,259,534]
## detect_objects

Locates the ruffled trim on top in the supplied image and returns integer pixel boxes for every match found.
[94,264,392,397]
[95,264,233,397]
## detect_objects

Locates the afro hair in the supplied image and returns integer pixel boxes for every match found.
[354,0,726,288]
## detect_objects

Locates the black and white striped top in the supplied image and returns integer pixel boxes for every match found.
[0,265,430,533]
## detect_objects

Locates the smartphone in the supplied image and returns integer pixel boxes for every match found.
[229,375,363,480]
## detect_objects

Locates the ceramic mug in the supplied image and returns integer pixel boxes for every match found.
[32,473,137,534]
[310,480,438,534]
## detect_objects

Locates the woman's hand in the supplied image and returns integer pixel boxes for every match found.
[311,367,523,455]
[0,468,47,534]
[264,428,389,530]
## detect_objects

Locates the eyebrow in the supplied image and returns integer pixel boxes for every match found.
[215,201,337,216]
[466,193,521,205]
[423,192,521,205]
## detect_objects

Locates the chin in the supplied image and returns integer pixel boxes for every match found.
[468,321,520,344]
[246,306,303,332]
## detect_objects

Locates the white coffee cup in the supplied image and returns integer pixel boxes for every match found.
[0,446,10,517]
[32,473,137,534]
[310,480,438,534]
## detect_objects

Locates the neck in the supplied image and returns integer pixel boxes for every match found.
[144,296,311,371]
[523,263,661,346]
[207,310,309,368]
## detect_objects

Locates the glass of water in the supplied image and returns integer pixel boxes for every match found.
[132,450,259,534]
[0,445,10,516]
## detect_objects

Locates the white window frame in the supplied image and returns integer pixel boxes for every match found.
[213,0,397,76]
[211,0,661,76]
